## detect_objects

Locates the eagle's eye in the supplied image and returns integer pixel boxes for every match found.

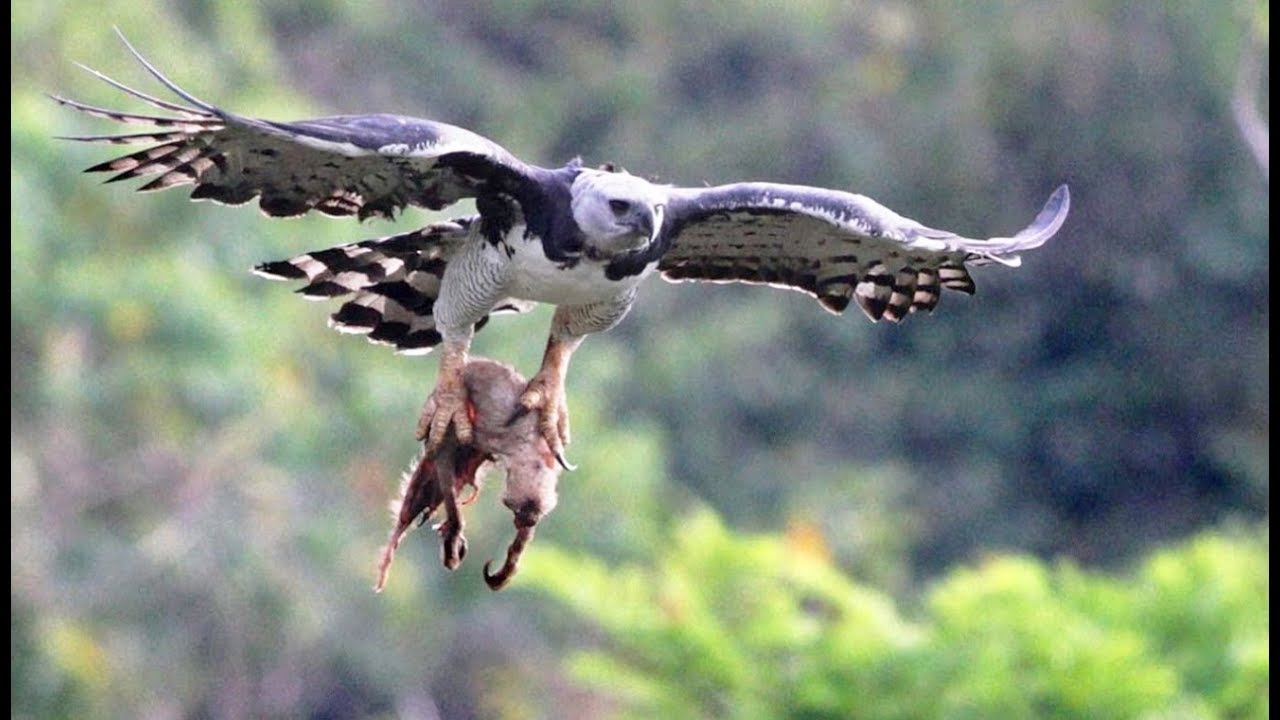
[608,199,631,216]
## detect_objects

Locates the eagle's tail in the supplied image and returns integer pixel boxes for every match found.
[253,217,534,355]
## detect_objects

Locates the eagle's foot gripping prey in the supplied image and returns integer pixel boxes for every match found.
[416,342,473,457]
[378,359,562,592]
[513,369,574,471]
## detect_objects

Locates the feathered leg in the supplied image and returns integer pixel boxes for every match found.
[515,334,582,469]
[420,233,510,457]
[515,292,635,468]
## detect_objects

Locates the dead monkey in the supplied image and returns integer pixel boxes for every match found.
[376,359,561,591]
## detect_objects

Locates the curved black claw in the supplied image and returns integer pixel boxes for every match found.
[553,449,577,472]
[505,404,531,428]
[506,399,574,470]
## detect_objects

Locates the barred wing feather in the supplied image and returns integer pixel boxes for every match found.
[54,31,541,222]
[658,184,1069,322]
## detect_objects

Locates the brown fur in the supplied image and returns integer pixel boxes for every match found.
[375,359,561,592]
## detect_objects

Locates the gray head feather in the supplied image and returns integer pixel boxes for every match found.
[570,169,667,255]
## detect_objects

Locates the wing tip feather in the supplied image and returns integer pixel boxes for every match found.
[252,261,306,281]
[111,28,219,113]
[1007,183,1070,249]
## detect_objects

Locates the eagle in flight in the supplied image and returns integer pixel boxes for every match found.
[56,34,1070,468]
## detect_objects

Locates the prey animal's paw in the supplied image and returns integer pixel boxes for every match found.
[438,519,467,571]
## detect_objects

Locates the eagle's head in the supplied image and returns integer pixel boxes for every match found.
[570,169,666,256]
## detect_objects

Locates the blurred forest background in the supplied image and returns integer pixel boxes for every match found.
[11,1,1269,718]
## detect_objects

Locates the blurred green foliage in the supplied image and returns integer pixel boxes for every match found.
[11,0,1268,718]
[525,517,1268,720]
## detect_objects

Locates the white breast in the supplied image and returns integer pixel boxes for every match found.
[501,229,654,306]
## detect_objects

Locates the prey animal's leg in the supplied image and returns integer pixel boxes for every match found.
[375,443,449,593]
[515,291,636,469]
[376,424,478,590]
[431,434,468,570]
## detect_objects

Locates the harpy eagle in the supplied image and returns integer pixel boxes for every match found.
[56,35,1070,468]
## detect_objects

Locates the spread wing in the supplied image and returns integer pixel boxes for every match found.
[253,218,536,355]
[53,32,542,221]
[658,183,1069,321]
